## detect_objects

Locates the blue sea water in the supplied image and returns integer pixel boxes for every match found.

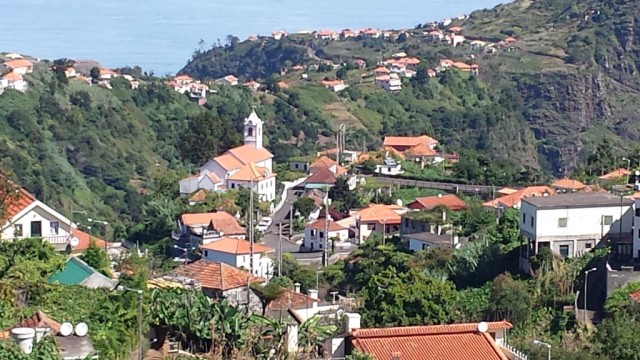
[3,0,504,75]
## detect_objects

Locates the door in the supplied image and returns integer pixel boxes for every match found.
[30,221,42,237]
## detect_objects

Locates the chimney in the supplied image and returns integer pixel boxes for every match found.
[286,323,299,353]
[308,289,319,300]
[437,224,442,235]
[294,283,301,293]
[344,313,361,332]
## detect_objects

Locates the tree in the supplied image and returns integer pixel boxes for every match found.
[80,242,111,276]
[90,67,100,83]
[346,351,375,360]
[294,197,316,218]
[336,67,348,79]
[180,111,240,165]
[250,282,284,315]
[596,316,640,360]
[488,273,532,324]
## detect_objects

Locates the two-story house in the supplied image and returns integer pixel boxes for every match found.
[520,193,634,266]
[175,212,245,248]
[200,237,275,278]
[302,219,349,251]
[351,204,409,243]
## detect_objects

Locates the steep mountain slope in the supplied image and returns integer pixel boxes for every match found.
[181,0,640,173]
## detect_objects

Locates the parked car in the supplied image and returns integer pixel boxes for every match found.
[257,217,272,232]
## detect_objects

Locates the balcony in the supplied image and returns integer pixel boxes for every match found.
[495,339,528,360]
[43,235,71,245]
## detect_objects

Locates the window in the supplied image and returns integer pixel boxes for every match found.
[585,243,593,249]
[30,221,42,237]
[294,164,299,169]
[636,208,640,217]
[522,213,526,224]
[319,244,323,249]
[231,183,235,189]
[367,224,375,230]
[388,167,392,172]
[530,216,534,227]
[247,127,253,137]
[311,229,316,236]
[422,243,429,250]
[559,245,570,257]
[603,215,613,225]
[50,221,60,235]
[557,218,567,228]
[204,250,209,257]
[14,224,22,237]
[319,231,324,239]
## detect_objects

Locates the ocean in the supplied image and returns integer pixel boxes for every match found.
[3,0,504,75]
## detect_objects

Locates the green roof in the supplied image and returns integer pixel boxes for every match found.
[49,257,93,286]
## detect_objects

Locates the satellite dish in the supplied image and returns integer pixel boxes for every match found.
[59,323,73,337]
[477,322,489,333]
[437,193,443,198]
[635,170,639,176]
[396,199,403,207]
[74,323,88,337]
[69,237,80,248]
[454,243,463,250]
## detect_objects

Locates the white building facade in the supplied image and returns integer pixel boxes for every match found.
[201,238,274,278]
[303,219,349,251]
[520,193,634,260]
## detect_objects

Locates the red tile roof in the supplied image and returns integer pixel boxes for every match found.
[268,288,317,310]
[180,211,245,236]
[173,260,265,291]
[551,178,586,190]
[598,168,630,180]
[409,194,467,211]
[383,135,438,148]
[227,144,274,165]
[228,163,275,182]
[200,237,274,255]
[306,168,337,185]
[3,59,33,69]
[482,186,555,208]
[310,156,336,169]
[307,219,347,231]
[2,72,22,81]
[2,187,36,221]
[406,143,437,157]
[71,228,107,253]
[353,204,403,224]
[350,322,512,360]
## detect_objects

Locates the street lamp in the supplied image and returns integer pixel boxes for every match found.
[532,340,551,360]
[88,218,110,251]
[584,267,597,324]
[117,286,144,360]
[623,158,632,184]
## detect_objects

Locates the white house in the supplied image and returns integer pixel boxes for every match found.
[198,110,277,202]
[520,193,634,262]
[303,219,349,252]
[374,73,402,92]
[175,211,246,248]
[321,79,347,92]
[3,59,33,75]
[179,171,223,195]
[1,72,28,92]
[215,75,239,86]
[349,204,409,243]
[375,158,404,176]
[99,68,118,80]
[1,188,75,250]
[201,237,275,278]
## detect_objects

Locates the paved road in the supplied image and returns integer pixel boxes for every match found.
[369,176,494,194]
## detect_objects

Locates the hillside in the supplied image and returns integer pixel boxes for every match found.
[181,0,640,174]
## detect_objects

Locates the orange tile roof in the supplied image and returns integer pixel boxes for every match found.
[99,68,117,75]
[410,194,467,211]
[2,72,22,81]
[214,153,245,171]
[2,187,36,221]
[353,204,402,224]
[173,260,265,291]
[224,75,238,82]
[310,156,336,169]
[227,144,274,165]
[406,143,437,157]
[269,288,317,310]
[598,168,630,180]
[452,62,471,70]
[449,26,462,32]
[504,36,517,43]
[3,59,33,69]
[351,321,512,360]
[174,74,193,81]
[307,219,347,231]
[180,211,245,236]
[204,172,222,184]
[483,186,556,208]
[321,79,344,87]
[277,81,289,89]
[374,66,390,74]
[228,163,275,181]
[306,168,337,185]
[497,187,519,195]
[383,146,406,160]
[383,135,438,147]
[200,237,274,254]
[552,178,586,190]
[335,165,348,176]
[188,189,207,203]
[71,228,107,253]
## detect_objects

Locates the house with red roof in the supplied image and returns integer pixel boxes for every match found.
[1,71,28,92]
[1,184,96,253]
[383,135,438,153]
[198,110,277,202]
[201,237,275,278]
[483,186,556,209]
[314,30,339,40]
[215,74,239,86]
[329,315,524,360]
[350,204,409,243]
[408,194,467,211]
[303,218,349,251]
[321,79,347,92]
[176,211,246,245]
[2,59,33,74]
[179,171,223,196]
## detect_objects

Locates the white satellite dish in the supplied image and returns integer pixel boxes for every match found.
[477,322,489,333]
[74,323,88,337]
[437,193,443,198]
[396,199,403,207]
[59,323,73,337]
[69,237,80,248]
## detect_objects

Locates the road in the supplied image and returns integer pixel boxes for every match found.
[369,176,495,194]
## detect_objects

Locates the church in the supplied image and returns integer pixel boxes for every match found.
[180,110,277,202]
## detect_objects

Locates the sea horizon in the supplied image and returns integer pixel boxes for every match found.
[3,0,505,75]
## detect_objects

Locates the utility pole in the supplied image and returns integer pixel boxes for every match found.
[289,204,293,242]
[278,223,282,277]
[249,176,254,276]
